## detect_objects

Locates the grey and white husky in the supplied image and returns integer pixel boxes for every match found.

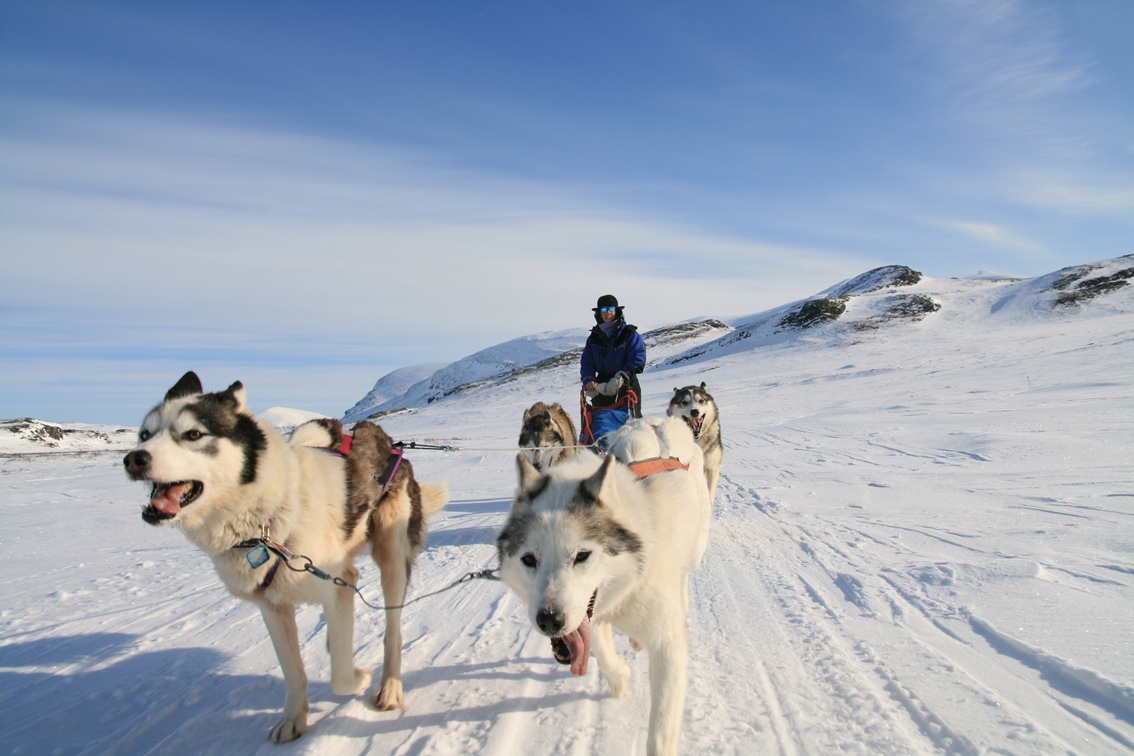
[667,382,722,502]
[518,401,578,471]
[123,371,447,743]
[497,417,711,756]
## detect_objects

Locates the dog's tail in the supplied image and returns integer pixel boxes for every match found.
[289,418,343,448]
[420,482,448,518]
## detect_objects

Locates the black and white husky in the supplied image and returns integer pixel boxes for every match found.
[497,417,711,756]
[518,401,578,471]
[123,372,447,743]
[667,382,722,502]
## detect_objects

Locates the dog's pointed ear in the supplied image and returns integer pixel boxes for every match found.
[673,387,679,393]
[580,454,618,508]
[165,371,203,402]
[522,406,533,422]
[700,381,707,390]
[220,381,249,413]
[516,453,545,498]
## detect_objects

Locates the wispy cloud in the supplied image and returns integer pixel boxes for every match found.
[931,218,1045,254]
[0,106,870,322]
[0,105,876,421]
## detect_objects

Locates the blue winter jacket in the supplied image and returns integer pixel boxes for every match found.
[579,319,646,386]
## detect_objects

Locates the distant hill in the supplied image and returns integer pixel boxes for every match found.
[343,255,1133,419]
[0,418,136,454]
[8,256,1127,450]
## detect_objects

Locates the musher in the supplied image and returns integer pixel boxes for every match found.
[579,294,646,449]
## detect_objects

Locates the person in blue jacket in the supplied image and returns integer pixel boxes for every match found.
[580,294,646,447]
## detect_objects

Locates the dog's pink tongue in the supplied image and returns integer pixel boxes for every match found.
[562,614,593,676]
[151,484,191,516]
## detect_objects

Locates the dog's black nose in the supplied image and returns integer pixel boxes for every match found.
[689,409,700,418]
[536,608,565,636]
[123,449,151,476]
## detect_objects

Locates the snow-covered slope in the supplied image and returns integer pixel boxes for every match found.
[343,330,590,421]
[342,321,733,421]
[2,255,1132,754]
[258,407,335,437]
[343,363,449,423]
[0,418,135,454]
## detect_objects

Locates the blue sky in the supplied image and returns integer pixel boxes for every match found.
[2,1,1131,424]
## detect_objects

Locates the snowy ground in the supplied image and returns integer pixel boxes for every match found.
[2,269,1132,754]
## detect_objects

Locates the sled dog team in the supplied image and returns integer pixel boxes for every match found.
[125,372,721,755]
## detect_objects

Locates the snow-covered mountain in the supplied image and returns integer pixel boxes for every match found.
[343,255,1133,417]
[0,417,135,454]
[343,321,733,422]
[4,255,1129,454]
[2,254,1132,754]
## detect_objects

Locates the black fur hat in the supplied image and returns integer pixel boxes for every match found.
[592,294,624,323]
[592,294,620,312]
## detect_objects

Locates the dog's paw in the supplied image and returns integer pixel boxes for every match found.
[268,715,307,744]
[604,660,632,698]
[374,678,404,711]
[332,667,373,696]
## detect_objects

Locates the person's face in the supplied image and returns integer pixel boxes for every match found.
[599,307,617,323]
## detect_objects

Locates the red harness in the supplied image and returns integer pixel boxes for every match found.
[327,433,353,457]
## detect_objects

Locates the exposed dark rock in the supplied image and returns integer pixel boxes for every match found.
[779,298,848,329]
[828,266,923,298]
[0,418,129,451]
[667,326,753,365]
[1053,264,1133,308]
[643,319,730,348]
[3,418,65,442]
[853,294,942,330]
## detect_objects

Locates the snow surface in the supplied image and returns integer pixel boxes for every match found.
[2,258,1132,755]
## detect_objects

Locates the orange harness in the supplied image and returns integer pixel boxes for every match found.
[627,457,690,478]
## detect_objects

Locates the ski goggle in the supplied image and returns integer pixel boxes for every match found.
[598,306,617,313]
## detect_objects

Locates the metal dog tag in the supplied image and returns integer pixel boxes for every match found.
[245,544,271,569]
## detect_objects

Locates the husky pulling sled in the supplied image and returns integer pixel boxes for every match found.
[123,372,447,743]
[497,416,711,756]
[667,382,723,502]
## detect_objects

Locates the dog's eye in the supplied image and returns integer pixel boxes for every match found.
[574,550,591,565]
[138,429,151,442]
[521,553,538,569]
[183,430,204,441]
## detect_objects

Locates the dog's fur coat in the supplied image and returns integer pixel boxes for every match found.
[497,417,711,756]
[667,382,722,502]
[123,371,447,743]
[518,401,578,472]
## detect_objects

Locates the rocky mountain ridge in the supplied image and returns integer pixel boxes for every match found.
[348,255,1132,419]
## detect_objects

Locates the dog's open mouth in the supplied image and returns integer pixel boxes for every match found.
[142,481,203,523]
[684,415,704,439]
[550,591,596,676]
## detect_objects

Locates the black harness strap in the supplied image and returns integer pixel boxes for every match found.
[376,447,404,498]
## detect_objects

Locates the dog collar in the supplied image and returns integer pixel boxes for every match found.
[233,523,293,592]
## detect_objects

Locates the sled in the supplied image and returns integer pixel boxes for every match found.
[578,387,639,450]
